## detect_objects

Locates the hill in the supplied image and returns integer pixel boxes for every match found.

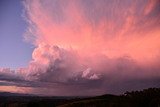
[0,88,159,107]
[58,88,160,107]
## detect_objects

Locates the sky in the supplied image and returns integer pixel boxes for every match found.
[0,0,160,96]
[0,0,33,69]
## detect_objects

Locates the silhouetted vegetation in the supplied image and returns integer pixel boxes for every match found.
[58,88,160,107]
[0,88,160,107]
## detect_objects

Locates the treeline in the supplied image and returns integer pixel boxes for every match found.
[123,88,160,107]
[58,88,160,107]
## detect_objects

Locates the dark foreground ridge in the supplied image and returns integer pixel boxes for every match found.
[0,88,160,107]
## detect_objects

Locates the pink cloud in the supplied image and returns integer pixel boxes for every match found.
[20,0,160,95]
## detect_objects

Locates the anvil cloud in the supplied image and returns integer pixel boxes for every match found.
[0,0,160,96]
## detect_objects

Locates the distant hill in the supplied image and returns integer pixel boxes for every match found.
[0,92,34,97]
[0,92,82,107]
[58,88,160,107]
[0,88,160,107]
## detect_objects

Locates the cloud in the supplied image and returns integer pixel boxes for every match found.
[82,68,100,80]
[21,0,160,95]
[0,68,23,81]
[23,0,160,62]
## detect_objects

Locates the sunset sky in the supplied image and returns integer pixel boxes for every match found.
[0,0,160,96]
